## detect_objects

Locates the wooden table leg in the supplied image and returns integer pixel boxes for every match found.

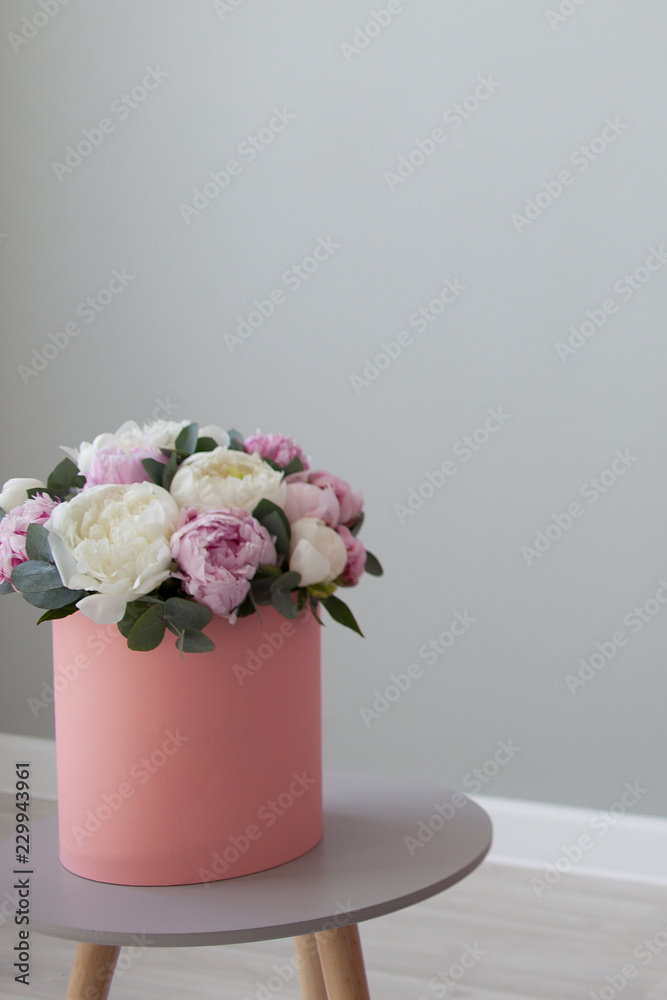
[294,933,328,1000]
[315,924,370,1000]
[65,943,121,1000]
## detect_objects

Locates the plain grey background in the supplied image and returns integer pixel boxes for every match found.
[1,0,666,815]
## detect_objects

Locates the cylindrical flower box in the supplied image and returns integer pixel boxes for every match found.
[52,607,322,886]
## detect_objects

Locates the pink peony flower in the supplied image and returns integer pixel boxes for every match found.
[0,494,60,585]
[283,481,340,527]
[170,507,277,622]
[286,470,363,526]
[244,432,310,469]
[84,446,168,488]
[335,525,367,585]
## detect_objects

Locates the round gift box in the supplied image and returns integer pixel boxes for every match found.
[51,606,322,886]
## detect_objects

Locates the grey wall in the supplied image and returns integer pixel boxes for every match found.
[2,0,666,815]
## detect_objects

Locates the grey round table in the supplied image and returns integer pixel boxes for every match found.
[1,771,492,1000]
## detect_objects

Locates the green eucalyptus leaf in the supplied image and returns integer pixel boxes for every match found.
[270,587,300,619]
[127,604,166,651]
[25,523,54,563]
[364,550,383,576]
[252,500,291,559]
[46,457,85,492]
[161,451,180,492]
[194,436,219,453]
[322,594,364,636]
[175,423,199,455]
[308,594,324,625]
[272,570,301,593]
[22,587,86,610]
[11,560,62,592]
[282,456,304,476]
[141,458,166,486]
[263,512,291,558]
[296,587,308,613]
[233,594,256,618]
[177,628,215,654]
[348,511,365,537]
[0,507,6,521]
[118,600,160,639]
[227,428,245,451]
[36,604,79,624]
[164,597,212,631]
[0,579,14,595]
[252,498,282,521]
[250,576,273,605]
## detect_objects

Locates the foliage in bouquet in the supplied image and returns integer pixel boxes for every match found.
[0,421,382,654]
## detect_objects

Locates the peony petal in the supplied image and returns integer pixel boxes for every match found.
[46,528,81,589]
[289,538,330,587]
[0,478,45,513]
[198,425,230,447]
[76,593,127,624]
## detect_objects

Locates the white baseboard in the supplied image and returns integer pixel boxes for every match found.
[2,734,667,885]
[475,791,667,886]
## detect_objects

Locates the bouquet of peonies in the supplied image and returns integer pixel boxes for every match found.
[0,420,382,653]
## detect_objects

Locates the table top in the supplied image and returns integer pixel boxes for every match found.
[1,771,492,947]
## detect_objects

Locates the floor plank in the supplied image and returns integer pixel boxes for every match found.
[1,794,666,999]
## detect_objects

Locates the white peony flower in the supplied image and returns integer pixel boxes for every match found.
[288,517,347,587]
[45,482,181,624]
[0,478,46,513]
[169,447,286,513]
[61,420,229,474]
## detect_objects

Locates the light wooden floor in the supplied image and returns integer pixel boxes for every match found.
[1,795,666,999]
